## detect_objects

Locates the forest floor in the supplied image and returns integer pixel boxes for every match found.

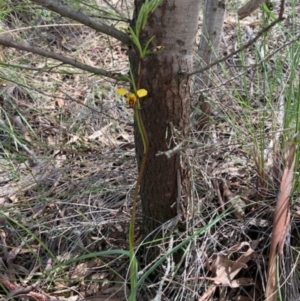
[0,1,300,301]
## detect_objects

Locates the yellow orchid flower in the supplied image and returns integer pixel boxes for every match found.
[136,89,148,97]
[116,87,148,107]
[116,87,129,96]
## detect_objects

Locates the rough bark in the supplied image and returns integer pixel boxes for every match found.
[130,0,201,235]
[196,0,225,131]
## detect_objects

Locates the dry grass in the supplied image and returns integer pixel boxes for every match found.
[0,0,299,301]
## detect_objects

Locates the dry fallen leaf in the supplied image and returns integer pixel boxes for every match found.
[88,123,117,147]
[55,92,65,108]
[69,258,102,281]
[191,240,259,300]
[222,180,246,219]
[265,139,296,301]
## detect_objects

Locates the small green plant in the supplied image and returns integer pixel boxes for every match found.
[115,1,162,300]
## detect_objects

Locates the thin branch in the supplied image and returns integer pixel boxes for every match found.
[238,0,267,20]
[102,0,127,20]
[187,0,285,76]
[0,74,130,125]
[0,36,129,82]
[30,0,130,45]
[242,32,300,68]
[194,31,300,96]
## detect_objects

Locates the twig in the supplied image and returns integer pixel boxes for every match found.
[30,0,130,45]
[0,36,129,82]
[187,0,285,76]
[228,32,300,70]
[238,0,267,20]
[102,0,127,20]
[0,273,17,291]
[152,235,174,301]
[156,142,185,159]
[10,284,39,297]
[0,75,130,125]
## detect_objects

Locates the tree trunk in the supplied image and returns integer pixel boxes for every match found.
[130,0,201,235]
[197,0,225,131]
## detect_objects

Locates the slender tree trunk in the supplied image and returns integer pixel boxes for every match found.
[130,0,201,235]
[197,0,226,131]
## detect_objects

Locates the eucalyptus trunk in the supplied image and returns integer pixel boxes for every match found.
[130,0,201,235]
[197,0,226,131]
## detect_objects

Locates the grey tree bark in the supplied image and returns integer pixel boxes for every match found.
[197,0,226,131]
[130,0,201,235]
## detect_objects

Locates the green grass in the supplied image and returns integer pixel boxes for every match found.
[0,1,300,300]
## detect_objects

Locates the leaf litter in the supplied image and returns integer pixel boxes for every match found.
[0,1,299,301]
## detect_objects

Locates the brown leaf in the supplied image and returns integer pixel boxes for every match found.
[192,240,259,293]
[230,277,254,288]
[265,139,296,301]
[69,258,102,281]
[222,180,245,218]
[195,241,259,300]
[55,92,65,108]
